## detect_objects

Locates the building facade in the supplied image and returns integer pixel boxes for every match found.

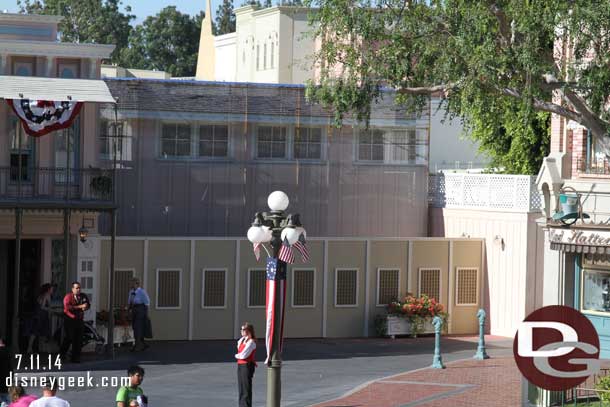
[0,13,115,347]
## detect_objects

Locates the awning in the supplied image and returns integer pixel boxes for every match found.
[0,75,116,103]
[550,242,610,254]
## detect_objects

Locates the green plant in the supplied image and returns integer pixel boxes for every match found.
[374,314,387,337]
[386,294,448,337]
[90,171,112,197]
[597,376,610,402]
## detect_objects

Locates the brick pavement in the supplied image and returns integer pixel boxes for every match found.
[309,357,521,407]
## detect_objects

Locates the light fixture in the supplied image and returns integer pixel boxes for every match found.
[493,235,505,251]
[247,213,272,244]
[79,219,89,243]
[268,191,289,212]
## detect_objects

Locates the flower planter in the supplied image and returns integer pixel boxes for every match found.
[386,316,435,338]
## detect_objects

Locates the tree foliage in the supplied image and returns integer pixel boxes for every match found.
[305,1,610,173]
[215,0,236,35]
[18,0,134,62]
[119,6,203,77]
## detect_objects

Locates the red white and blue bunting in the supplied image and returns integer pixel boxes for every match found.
[6,99,83,137]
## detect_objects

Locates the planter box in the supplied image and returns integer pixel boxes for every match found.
[386,316,435,338]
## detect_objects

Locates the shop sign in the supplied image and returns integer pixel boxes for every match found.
[550,229,610,247]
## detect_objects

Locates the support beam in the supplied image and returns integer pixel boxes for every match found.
[107,209,117,358]
[11,209,22,353]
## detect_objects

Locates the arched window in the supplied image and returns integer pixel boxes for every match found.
[256,45,260,70]
[271,42,274,69]
[263,43,267,70]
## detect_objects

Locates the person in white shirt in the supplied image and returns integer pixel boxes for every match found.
[29,379,69,407]
[128,279,151,351]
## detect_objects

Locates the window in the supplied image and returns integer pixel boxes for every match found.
[292,269,315,307]
[161,123,191,158]
[54,119,79,183]
[114,269,135,308]
[583,268,610,313]
[199,125,228,158]
[257,126,287,159]
[358,129,384,161]
[10,116,34,182]
[13,59,34,76]
[419,268,440,301]
[335,269,358,307]
[256,45,260,70]
[202,269,227,308]
[156,269,182,309]
[294,127,322,159]
[81,260,93,273]
[57,62,79,79]
[263,43,267,69]
[271,42,274,69]
[100,120,131,161]
[376,269,399,306]
[357,128,427,164]
[248,269,266,307]
[455,268,478,306]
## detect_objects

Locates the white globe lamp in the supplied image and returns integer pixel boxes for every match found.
[247,226,265,243]
[268,191,289,211]
[281,227,300,245]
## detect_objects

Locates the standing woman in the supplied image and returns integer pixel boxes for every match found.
[235,323,257,407]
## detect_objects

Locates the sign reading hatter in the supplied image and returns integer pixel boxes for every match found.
[513,306,600,391]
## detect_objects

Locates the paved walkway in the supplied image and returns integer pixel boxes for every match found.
[19,335,516,406]
[309,357,521,407]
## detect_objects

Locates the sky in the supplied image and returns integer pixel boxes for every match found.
[0,0,220,23]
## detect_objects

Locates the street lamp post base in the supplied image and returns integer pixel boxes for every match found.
[267,363,282,407]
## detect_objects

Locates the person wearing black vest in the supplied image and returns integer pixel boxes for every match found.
[60,282,90,363]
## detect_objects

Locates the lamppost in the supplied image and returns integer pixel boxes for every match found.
[247,191,306,407]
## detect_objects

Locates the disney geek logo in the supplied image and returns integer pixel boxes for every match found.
[513,305,601,391]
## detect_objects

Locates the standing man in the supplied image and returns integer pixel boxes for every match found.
[128,278,150,351]
[60,282,89,363]
[29,378,69,407]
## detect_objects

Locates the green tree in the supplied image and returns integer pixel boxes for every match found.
[119,6,202,77]
[306,1,610,174]
[215,0,236,35]
[17,0,134,62]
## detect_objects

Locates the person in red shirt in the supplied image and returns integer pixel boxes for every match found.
[235,322,257,407]
[60,282,90,363]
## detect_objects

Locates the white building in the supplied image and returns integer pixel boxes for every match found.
[195,1,487,172]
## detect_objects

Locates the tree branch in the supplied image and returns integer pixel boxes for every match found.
[397,83,456,95]
[489,3,511,47]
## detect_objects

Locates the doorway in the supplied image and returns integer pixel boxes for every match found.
[1,239,42,350]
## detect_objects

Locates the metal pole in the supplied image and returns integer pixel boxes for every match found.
[267,219,283,407]
[473,309,490,360]
[107,210,117,358]
[431,316,445,369]
[11,208,22,353]
[63,208,70,286]
[106,102,119,359]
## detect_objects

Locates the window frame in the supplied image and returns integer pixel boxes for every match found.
[201,268,228,309]
[334,268,359,308]
[198,123,230,159]
[99,119,131,162]
[293,126,325,161]
[580,266,610,315]
[418,267,442,302]
[159,121,193,159]
[375,268,401,307]
[355,127,428,165]
[155,268,183,310]
[291,268,316,308]
[247,268,266,309]
[455,267,479,306]
[255,124,289,160]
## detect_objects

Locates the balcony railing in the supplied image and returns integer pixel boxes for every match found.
[577,157,610,176]
[429,173,541,212]
[0,167,114,204]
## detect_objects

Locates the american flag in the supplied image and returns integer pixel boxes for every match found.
[292,233,310,262]
[253,243,261,261]
[265,257,287,365]
[278,237,294,264]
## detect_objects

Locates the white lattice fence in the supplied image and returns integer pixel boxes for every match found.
[429,173,541,212]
